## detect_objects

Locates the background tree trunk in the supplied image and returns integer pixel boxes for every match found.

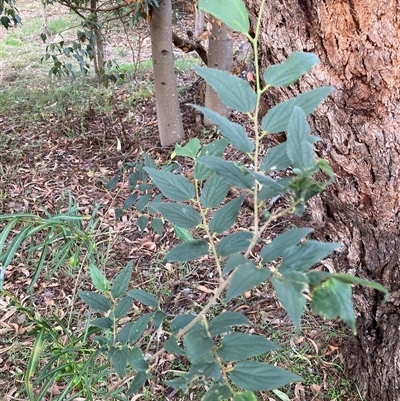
[150,0,185,147]
[244,1,400,400]
[204,18,233,125]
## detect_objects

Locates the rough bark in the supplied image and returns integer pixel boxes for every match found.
[204,18,233,125]
[244,1,400,400]
[150,0,185,147]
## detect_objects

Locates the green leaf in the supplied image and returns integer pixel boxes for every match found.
[217,333,280,361]
[261,228,313,264]
[184,325,213,363]
[279,240,340,273]
[223,254,249,274]
[216,231,253,257]
[229,361,301,391]
[165,240,209,262]
[109,345,128,378]
[194,66,256,113]
[128,350,149,371]
[105,175,120,190]
[165,337,185,355]
[233,392,257,401]
[209,196,244,234]
[199,156,253,189]
[261,142,292,172]
[78,291,112,313]
[136,193,151,212]
[287,107,314,170]
[186,361,223,382]
[208,311,251,336]
[129,313,153,343]
[201,175,231,209]
[123,193,138,209]
[271,272,308,330]
[192,105,254,153]
[127,289,159,307]
[145,167,195,201]
[175,138,201,159]
[311,277,356,332]
[150,203,201,229]
[126,371,148,396]
[114,296,134,319]
[226,263,271,301]
[90,317,113,329]
[272,389,291,401]
[264,52,319,87]
[174,226,193,242]
[202,384,232,401]
[89,264,110,292]
[153,310,166,329]
[137,215,148,232]
[194,139,229,180]
[151,218,163,236]
[111,261,133,299]
[144,152,157,169]
[253,172,287,199]
[171,314,196,333]
[199,0,249,33]
[261,87,334,133]
[117,322,134,344]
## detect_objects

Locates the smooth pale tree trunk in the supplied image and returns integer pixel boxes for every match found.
[204,18,233,126]
[90,0,104,78]
[194,7,204,37]
[150,0,185,147]
[245,1,400,400]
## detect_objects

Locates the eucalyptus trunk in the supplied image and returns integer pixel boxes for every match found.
[150,0,185,147]
[244,1,400,400]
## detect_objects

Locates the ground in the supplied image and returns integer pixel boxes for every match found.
[0,1,360,400]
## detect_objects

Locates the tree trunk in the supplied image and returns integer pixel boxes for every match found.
[90,0,104,78]
[244,1,400,400]
[150,0,185,147]
[204,18,233,125]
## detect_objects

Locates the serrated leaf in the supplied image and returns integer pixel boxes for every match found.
[126,371,148,396]
[261,228,313,264]
[145,167,195,201]
[164,376,190,392]
[111,261,133,299]
[222,254,249,274]
[114,296,134,319]
[174,225,193,242]
[129,313,153,344]
[194,66,256,113]
[123,193,138,209]
[217,333,280,361]
[261,142,292,172]
[233,392,257,401]
[253,172,287,199]
[229,361,301,391]
[199,0,249,33]
[137,215,148,232]
[153,310,166,329]
[165,337,185,355]
[272,389,291,401]
[128,348,148,371]
[226,263,271,301]
[194,139,229,180]
[144,153,157,169]
[136,193,151,212]
[175,138,201,159]
[201,174,231,209]
[264,52,319,87]
[150,203,201,229]
[151,218,163,236]
[165,240,209,262]
[202,384,232,401]
[109,345,129,378]
[287,107,314,169]
[193,105,254,153]
[89,264,110,292]
[279,240,340,273]
[272,272,308,330]
[128,172,137,188]
[171,314,197,333]
[184,325,213,363]
[78,291,112,313]
[261,87,334,133]
[90,317,113,329]
[105,175,120,190]
[199,156,253,189]
[208,311,251,336]
[311,277,356,333]
[216,231,253,257]
[115,207,123,220]
[127,289,159,307]
[209,196,244,234]
[148,193,164,214]
[117,322,134,344]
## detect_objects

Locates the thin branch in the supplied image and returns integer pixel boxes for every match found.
[172,31,208,65]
